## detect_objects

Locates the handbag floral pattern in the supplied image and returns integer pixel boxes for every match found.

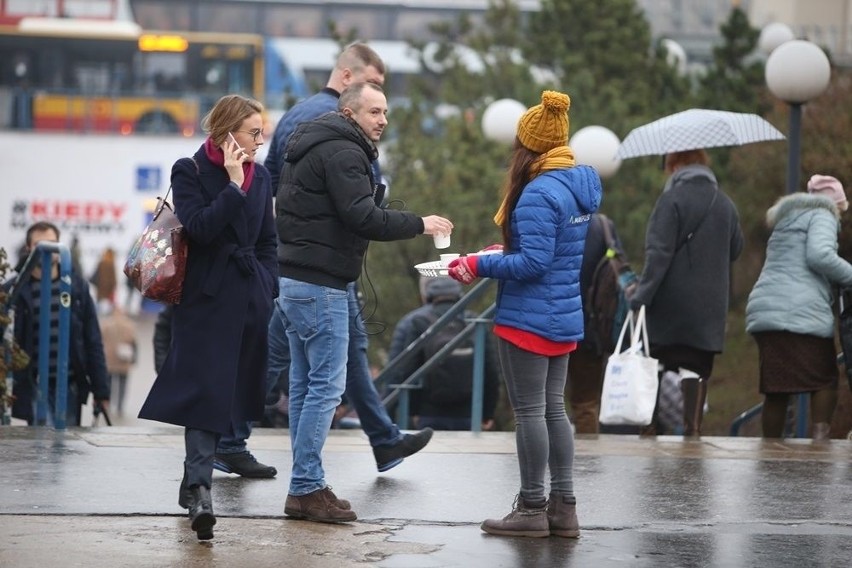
[124,197,187,304]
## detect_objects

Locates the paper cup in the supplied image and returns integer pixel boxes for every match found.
[440,253,460,267]
[433,233,451,249]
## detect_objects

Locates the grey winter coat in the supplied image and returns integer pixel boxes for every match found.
[746,193,852,338]
[631,164,743,352]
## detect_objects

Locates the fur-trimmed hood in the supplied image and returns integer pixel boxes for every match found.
[766,192,840,229]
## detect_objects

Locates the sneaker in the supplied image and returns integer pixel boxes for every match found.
[213,451,277,478]
[373,428,434,472]
[481,495,549,538]
[284,487,357,523]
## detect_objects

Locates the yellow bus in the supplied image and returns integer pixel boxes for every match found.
[0,18,263,135]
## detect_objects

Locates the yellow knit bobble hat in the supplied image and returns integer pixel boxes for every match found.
[516,90,571,154]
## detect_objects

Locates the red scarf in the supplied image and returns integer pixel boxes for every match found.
[204,137,255,191]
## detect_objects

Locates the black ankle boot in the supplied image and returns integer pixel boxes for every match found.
[188,485,216,540]
[178,466,194,510]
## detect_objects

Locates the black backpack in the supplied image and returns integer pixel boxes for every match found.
[585,215,637,355]
[419,310,475,405]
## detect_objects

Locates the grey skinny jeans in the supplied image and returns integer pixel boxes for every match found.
[498,338,575,504]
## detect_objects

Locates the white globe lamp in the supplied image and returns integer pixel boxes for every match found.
[758,22,795,56]
[765,39,831,194]
[569,126,622,179]
[481,98,526,144]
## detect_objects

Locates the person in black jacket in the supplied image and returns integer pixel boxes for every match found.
[6,221,110,426]
[276,82,452,524]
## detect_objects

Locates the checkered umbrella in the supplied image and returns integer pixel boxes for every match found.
[616,109,785,159]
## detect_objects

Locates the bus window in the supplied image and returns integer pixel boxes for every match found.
[0,19,263,135]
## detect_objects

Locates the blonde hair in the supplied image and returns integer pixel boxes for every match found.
[201,95,264,146]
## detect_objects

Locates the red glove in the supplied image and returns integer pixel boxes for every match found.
[448,255,479,285]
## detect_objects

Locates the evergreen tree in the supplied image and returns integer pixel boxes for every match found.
[697,6,766,114]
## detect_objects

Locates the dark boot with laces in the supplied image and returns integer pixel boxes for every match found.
[284,487,357,523]
[480,495,549,538]
[213,451,277,478]
[373,428,434,472]
[547,492,580,538]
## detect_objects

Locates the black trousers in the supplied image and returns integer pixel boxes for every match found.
[184,428,220,489]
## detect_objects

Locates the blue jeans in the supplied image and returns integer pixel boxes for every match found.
[344,282,402,448]
[498,338,575,502]
[266,281,402,448]
[279,277,349,496]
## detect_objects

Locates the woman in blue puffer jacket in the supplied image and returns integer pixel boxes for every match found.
[746,174,852,440]
[448,91,601,539]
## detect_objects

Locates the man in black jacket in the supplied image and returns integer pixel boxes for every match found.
[277,82,452,524]
[6,221,110,426]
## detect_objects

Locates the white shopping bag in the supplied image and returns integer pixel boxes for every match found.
[598,305,659,426]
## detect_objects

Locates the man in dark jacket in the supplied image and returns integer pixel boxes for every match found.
[387,277,500,431]
[266,43,435,475]
[7,221,110,425]
[277,82,452,523]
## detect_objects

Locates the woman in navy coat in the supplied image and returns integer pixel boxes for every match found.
[139,95,278,540]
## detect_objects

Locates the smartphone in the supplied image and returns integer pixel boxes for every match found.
[227,132,239,147]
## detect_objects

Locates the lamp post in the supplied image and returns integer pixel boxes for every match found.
[569,125,622,179]
[765,39,831,194]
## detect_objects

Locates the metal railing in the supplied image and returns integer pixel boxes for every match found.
[729,394,810,438]
[376,278,496,432]
[2,242,73,429]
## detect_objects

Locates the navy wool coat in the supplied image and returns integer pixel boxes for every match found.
[138,146,278,433]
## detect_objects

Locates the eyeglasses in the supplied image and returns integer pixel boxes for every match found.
[237,128,264,142]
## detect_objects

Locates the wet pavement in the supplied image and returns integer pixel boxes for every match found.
[1,426,851,568]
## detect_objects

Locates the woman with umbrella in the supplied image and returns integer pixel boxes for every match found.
[629,148,744,436]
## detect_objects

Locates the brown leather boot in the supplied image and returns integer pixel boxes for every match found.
[681,377,707,437]
[571,400,600,434]
[480,495,549,538]
[547,492,580,538]
[812,422,831,442]
[285,487,357,523]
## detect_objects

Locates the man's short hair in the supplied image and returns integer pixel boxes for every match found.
[338,42,385,75]
[26,221,60,246]
[338,82,384,113]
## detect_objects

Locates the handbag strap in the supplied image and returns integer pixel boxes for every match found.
[632,305,651,357]
[675,189,718,253]
[612,308,636,354]
[614,305,650,358]
[154,156,198,217]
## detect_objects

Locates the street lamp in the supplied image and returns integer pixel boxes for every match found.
[481,98,526,144]
[757,22,795,56]
[765,40,831,194]
[569,125,622,179]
